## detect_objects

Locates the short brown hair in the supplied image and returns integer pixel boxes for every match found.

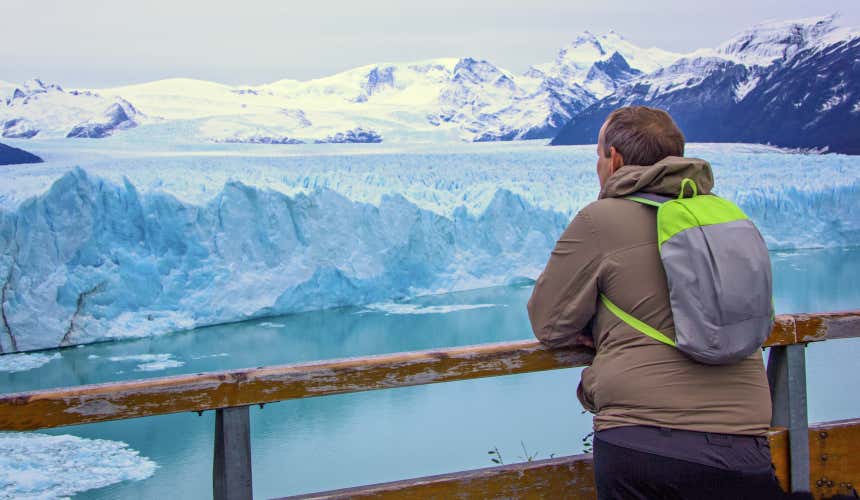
[602,106,685,166]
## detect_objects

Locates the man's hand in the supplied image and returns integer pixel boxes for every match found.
[533,329,596,350]
[575,332,595,349]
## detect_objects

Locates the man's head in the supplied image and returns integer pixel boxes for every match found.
[596,106,685,187]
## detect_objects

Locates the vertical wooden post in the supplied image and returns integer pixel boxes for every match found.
[767,344,809,493]
[214,405,253,500]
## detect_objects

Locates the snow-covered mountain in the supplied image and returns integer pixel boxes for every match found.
[2,15,857,151]
[92,57,603,143]
[552,15,860,154]
[0,32,681,144]
[0,79,143,139]
[526,30,681,98]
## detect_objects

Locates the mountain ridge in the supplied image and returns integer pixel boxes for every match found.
[0,142,43,165]
[0,31,678,143]
[1,14,857,152]
[550,14,860,154]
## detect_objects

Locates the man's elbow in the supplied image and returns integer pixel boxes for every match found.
[536,330,580,349]
[529,314,567,349]
[526,296,546,342]
[528,295,563,348]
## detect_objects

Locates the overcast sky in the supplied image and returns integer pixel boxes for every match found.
[4,0,859,88]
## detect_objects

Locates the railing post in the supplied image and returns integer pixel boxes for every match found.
[767,344,809,493]
[214,405,253,500]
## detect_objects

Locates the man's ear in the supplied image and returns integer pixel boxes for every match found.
[609,146,624,174]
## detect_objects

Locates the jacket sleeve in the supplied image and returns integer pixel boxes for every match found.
[527,209,602,349]
[577,377,597,413]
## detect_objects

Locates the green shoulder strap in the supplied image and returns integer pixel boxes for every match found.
[624,195,663,207]
[599,293,676,347]
[612,193,674,345]
[624,191,672,207]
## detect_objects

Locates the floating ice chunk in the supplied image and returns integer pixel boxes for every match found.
[135,359,184,372]
[190,353,229,360]
[0,352,60,373]
[0,432,156,499]
[107,353,185,372]
[258,322,286,328]
[362,303,499,315]
[107,354,172,363]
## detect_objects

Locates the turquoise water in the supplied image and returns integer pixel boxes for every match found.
[1,246,858,498]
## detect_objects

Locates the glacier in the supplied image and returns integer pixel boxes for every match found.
[0,141,858,353]
[0,167,566,352]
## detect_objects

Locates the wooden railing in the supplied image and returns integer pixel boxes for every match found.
[0,310,858,499]
[277,419,860,500]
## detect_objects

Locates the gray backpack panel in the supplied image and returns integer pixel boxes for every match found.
[661,219,774,364]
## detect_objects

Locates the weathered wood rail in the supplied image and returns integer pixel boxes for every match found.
[0,310,858,499]
[278,419,860,500]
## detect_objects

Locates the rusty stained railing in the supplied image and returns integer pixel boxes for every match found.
[0,310,858,499]
[276,419,860,500]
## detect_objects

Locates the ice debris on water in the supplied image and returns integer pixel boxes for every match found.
[361,303,499,315]
[0,433,156,499]
[0,353,61,373]
[106,354,185,372]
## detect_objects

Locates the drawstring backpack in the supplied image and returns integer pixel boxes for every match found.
[599,178,774,364]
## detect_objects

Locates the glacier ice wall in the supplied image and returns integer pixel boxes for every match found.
[0,163,858,352]
[0,168,567,352]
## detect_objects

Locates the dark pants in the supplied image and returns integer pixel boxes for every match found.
[594,436,786,500]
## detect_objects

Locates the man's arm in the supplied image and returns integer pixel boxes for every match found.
[527,209,601,349]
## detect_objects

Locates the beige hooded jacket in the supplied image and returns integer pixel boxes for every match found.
[527,156,772,435]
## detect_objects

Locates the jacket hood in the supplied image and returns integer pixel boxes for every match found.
[598,156,714,199]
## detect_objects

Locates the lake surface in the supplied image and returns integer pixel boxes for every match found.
[1,246,858,499]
